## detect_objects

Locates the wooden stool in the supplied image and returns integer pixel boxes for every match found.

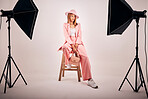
[58,52,82,82]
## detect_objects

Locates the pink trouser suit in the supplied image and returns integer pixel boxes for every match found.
[58,23,92,81]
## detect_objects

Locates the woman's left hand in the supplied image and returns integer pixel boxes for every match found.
[75,43,78,50]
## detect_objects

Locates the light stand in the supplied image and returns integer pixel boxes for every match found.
[0,16,27,93]
[107,0,148,97]
[0,0,38,93]
[118,16,148,97]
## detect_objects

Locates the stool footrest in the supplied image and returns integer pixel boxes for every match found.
[64,66,78,68]
[64,68,78,71]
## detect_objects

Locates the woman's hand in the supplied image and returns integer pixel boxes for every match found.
[74,43,78,50]
[71,44,78,53]
[71,44,79,57]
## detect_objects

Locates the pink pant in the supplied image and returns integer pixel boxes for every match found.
[62,36,92,81]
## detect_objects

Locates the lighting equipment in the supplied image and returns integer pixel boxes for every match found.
[107,0,148,97]
[0,0,38,93]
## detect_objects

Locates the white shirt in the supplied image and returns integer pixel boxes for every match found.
[70,28,76,36]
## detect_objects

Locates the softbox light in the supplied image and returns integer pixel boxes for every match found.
[107,0,146,35]
[1,0,38,39]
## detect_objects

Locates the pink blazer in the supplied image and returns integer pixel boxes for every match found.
[58,23,84,51]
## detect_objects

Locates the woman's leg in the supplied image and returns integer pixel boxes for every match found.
[77,45,92,81]
[77,45,98,88]
[63,48,71,65]
[80,55,92,81]
[62,43,72,65]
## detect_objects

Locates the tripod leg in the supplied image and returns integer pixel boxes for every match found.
[135,58,138,92]
[137,65,144,90]
[137,60,148,97]
[8,56,12,88]
[0,58,9,84]
[4,64,9,93]
[11,57,27,86]
[118,58,136,91]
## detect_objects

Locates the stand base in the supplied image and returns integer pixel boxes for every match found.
[118,57,148,98]
[0,56,27,93]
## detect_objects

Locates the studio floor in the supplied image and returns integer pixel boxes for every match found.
[0,71,147,99]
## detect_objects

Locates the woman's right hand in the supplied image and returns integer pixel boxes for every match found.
[71,44,77,53]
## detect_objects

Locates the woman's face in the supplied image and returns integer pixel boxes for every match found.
[70,14,75,22]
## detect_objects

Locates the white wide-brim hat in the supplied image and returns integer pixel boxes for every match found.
[65,9,79,19]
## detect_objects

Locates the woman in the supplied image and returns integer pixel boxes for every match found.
[58,9,98,89]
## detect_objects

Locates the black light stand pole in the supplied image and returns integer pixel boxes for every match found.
[8,16,12,88]
[0,16,27,93]
[118,17,148,97]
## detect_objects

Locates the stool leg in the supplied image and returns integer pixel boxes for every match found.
[77,65,81,82]
[62,66,65,77]
[58,65,63,81]
[79,70,82,77]
[79,65,82,77]
[58,53,65,81]
[58,61,64,81]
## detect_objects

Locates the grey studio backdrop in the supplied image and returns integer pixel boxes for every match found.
[0,0,148,99]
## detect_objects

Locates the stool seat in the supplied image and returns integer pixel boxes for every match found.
[58,51,82,82]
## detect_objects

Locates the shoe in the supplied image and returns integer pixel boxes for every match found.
[65,64,71,69]
[88,79,98,89]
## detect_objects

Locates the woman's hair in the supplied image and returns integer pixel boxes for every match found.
[67,13,78,26]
